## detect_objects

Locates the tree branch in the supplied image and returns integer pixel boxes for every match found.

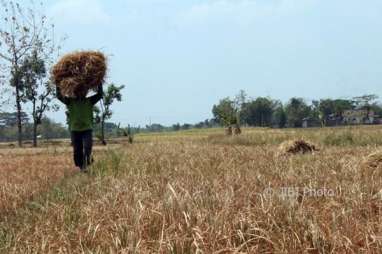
[0,52,12,62]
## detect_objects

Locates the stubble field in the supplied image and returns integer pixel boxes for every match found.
[0,126,381,253]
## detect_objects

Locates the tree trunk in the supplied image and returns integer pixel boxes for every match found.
[101,118,106,145]
[33,120,37,147]
[32,101,37,147]
[15,84,23,147]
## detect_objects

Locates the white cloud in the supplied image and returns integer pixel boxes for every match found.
[49,0,111,25]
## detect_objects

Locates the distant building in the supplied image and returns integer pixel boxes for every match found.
[302,117,321,128]
[325,113,343,126]
[302,109,381,128]
[342,110,375,125]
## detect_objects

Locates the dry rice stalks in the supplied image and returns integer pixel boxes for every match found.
[52,51,107,98]
[361,151,382,177]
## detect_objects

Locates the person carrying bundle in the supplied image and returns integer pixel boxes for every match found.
[56,84,103,170]
[52,51,107,171]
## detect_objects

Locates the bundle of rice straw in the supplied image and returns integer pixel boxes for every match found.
[362,151,382,173]
[52,51,107,98]
[278,139,318,156]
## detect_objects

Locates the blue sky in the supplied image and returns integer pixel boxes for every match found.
[41,0,382,126]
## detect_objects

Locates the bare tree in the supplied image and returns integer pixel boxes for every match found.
[0,0,56,146]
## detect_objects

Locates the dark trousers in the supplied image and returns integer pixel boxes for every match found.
[71,130,93,170]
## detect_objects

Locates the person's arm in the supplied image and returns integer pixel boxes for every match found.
[56,86,69,105]
[89,84,103,105]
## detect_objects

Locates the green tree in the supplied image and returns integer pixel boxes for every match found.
[172,123,181,131]
[318,99,353,126]
[39,117,69,140]
[285,98,311,127]
[0,0,56,147]
[234,90,247,125]
[370,103,382,117]
[19,50,59,147]
[146,123,165,132]
[310,100,320,120]
[241,97,274,127]
[353,94,378,118]
[333,99,353,117]
[272,101,287,128]
[318,99,335,126]
[98,84,125,145]
[212,97,237,127]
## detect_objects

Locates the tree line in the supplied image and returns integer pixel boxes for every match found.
[0,114,132,143]
[125,92,382,134]
[212,91,382,129]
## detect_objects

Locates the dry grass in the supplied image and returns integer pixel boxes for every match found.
[52,51,107,98]
[361,151,382,180]
[0,148,76,217]
[0,126,382,253]
[204,125,382,147]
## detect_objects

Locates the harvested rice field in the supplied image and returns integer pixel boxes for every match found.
[0,126,381,253]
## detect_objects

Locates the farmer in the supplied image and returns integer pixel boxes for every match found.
[56,84,103,171]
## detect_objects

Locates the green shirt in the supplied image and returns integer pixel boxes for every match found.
[67,99,94,131]
[56,85,103,132]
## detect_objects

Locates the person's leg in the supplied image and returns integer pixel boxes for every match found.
[83,130,93,168]
[71,131,84,169]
